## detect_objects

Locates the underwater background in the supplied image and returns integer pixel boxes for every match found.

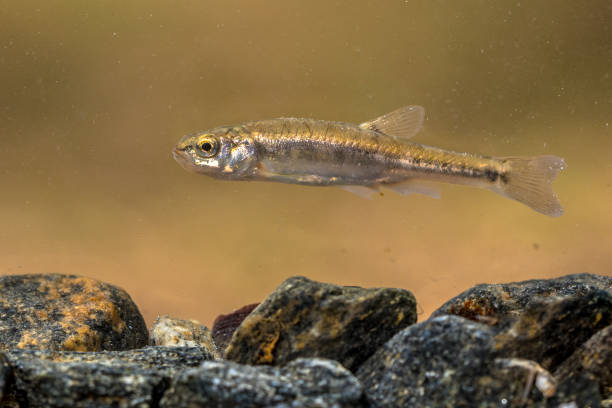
[1,1,611,326]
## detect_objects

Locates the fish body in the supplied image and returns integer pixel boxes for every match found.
[173,106,566,216]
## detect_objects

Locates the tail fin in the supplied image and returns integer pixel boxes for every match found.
[492,155,566,217]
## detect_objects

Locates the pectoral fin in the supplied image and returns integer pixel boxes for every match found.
[359,106,425,139]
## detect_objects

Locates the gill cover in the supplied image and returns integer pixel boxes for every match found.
[222,137,256,177]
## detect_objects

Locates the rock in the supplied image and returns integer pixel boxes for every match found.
[431,273,611,324]
[494,290,612,370]
[493,359,602,407]
[357,315,498,407]
[356,315,602,407]
[225,276,417,370]
[0,354,10,401]
[0,274,148,351]
[160,358,365,408]
[554,324,612,400]
[212,303,259,354]
[150,315,220,359]
[547,374,603,408]
[4,346,215,407]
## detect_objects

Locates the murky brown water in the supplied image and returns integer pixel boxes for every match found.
[2,1,611,326]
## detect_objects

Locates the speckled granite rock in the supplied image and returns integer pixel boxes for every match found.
[357,315,498,407]
[431,273,611,324]
[150,315,220,359]
[356,315,602,407]
[212,303,259,353]
[160,358,366,408]
[554,324,612,400]
[225,276,416,370]
[494,289,612,370]
[3,347,215,408]
[0,274,148,351]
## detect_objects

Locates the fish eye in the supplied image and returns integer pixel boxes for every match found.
[195,135,219,157]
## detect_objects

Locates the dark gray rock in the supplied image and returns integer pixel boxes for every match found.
[356,315,602,407]
[547,374,602,408]
[431,273,611,324]
[225,276,416,370]
[357,315,498,407]
[0,353,11,402]
[554,324,612,400]
[0,274,148,351]
[3,346,214,408]
[494,290,612,370]
[493,359,602,407]
[160,358,366,408]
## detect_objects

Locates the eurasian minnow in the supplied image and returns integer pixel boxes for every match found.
[172,106,566,216]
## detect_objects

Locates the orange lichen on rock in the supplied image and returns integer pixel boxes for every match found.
[16,333,41,349]
[226,313,281,364]
[0,274,148,352]
[254,327,280,364]
[447,298,496,323]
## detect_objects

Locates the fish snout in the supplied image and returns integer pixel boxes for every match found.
[172,143,194,168]
[172,145,184,160]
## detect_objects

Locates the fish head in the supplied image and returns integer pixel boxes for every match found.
[172,127,256,179]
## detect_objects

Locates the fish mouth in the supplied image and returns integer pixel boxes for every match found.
[172,146,184,161]
[172,145,201,173]
[172,146,191,169]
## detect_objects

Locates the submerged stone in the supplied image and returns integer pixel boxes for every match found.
[149,315,220,359]
[0,274,148,352]
[224,276,416,370]
[160,358,365,408]
[3,347,214,408]
[494,290,612,370]
[554,324,612,400]
[357,315,497,407]
[356,315,602,407]
[212,303,259,354]
[431,273,611,324]
[0,354,10,402]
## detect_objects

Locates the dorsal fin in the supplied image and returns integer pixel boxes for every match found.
[359,105,425,139]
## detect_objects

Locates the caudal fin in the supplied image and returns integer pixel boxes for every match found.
[492,155,566,217]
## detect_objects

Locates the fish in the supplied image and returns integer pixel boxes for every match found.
[172,106,566,216]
